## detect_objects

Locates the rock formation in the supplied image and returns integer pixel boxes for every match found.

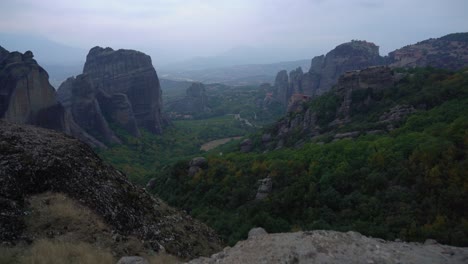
[58,46,167,146]
[166,82,210,114]
[61,75,121,145]
[275,40,383,108]
[332,66,396,125]
[273,70,289,105]
[188,157,208,177]
[275,33,468,110]
[268,66,401,149]
[0,121,222,259]
[0,48,62,127]
[188,230,468,264]
[255,177,272,200]
[83,46,164,134]
[388,33,468,71]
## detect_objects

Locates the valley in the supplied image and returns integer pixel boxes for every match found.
[1,28,468,263]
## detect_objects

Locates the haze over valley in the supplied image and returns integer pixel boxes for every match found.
[1,1,468,263]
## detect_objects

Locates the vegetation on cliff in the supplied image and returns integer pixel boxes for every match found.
[147,68,468,246]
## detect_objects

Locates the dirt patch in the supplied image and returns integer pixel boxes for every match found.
[200,137,242,151]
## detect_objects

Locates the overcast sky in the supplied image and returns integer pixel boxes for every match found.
[0,0,467,65]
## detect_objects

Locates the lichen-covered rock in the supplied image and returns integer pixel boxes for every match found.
[0,121,222,259]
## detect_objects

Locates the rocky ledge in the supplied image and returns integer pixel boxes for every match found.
[0,121,222,259]
[189,229,468,264]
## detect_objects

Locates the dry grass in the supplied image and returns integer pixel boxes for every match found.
[147,253,181,264]
[19,239,115,264]
[1,192,182,263]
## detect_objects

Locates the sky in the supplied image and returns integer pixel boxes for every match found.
[0,0,467,66]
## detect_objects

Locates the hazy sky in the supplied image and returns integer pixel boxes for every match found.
[1,0,467,65]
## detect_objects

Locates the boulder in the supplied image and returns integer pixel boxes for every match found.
[248,227,267,239]
[116,256,149,264]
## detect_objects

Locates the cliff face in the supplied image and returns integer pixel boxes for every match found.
[274,41,382,108]
[388,33,468,71]
[0,48,69,132]
[0,120,223,259]
[266,66,398,149]
[83,46,164,134]
[166,82,210,114]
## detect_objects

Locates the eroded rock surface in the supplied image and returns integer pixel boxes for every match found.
[0,121,222,259]
[189,230,468,264]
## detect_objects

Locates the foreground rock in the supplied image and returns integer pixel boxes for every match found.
[189,230,468,264]
[0,121,222,259]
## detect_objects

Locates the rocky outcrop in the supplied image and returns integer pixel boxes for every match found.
[274,70,289,105]
[332,66,396,125]
[58,46,167,145]
[265,66,402,149]
[64,75,121,145]
[83,46,165,134]
[0,49,61,127]
[188,157,208,177]
[388,33,468,71]
[166,82,210,114]
[0,121,222,259]
[255,177,272,200]
[188,230,468,264]
[276,41,383,109]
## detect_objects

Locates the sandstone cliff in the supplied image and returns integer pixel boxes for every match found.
[189,229,468,264]
[0,120,223,259]
[83,46,164,134]
[0,48,70,132]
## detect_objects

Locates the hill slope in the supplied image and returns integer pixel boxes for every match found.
[0,121,223,259]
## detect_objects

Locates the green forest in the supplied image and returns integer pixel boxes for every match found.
[100,68,468,247]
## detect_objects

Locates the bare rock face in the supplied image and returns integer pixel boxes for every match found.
[97,92,141,137]
[0,48,72,133]
[166,82,210,114]
[276,41,383,109]
[65,75,121,145]
[388,33,468,71]
[0,121,223,259]
[255,178,272,200]
[274,70,289,105]
[316,40,382,95]
[332,66,395,125]
[188,230,468,264]
[83,46,164,134]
